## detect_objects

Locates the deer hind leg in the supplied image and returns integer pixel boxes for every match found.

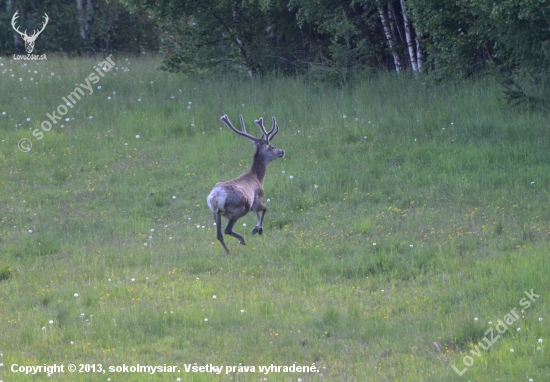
[224,216,246,246]
[252,205,266,235]
[214,211,230,254]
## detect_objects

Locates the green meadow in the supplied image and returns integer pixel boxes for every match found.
[0,55,549,381]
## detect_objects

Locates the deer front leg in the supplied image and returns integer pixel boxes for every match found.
[252,206,266,235]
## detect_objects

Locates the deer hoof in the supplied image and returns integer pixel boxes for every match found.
[252,227,263,235]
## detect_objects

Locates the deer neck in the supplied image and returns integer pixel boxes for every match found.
[250,150,267,183]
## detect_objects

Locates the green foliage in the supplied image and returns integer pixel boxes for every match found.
[123,0,396,78]
[289,0,387,81]
[4,0,550,81]
[407,0,494,77]
[478,0,550,75]
[502,77,550,112]
[125,0,311,76]
[408,0,550,80]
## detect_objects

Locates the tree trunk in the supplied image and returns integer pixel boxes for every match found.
[235,37,255,78]
[388,1,405,49]
[86,0,93,38]
[232,8,255,78]
[377,2,403,72]
[77,0,86,39]
[77,0,92,40]
[400,0,418,72]
[7,0,21,52]
[416,38,424,71]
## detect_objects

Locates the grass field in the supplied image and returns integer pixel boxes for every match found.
[0,55,549,381]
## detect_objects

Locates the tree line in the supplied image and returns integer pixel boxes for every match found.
[2,0,550,81]
[123,0,550,82]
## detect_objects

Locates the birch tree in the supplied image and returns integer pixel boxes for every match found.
[76,0,93,41]
[377,1,403,72]
[400,0,418,72]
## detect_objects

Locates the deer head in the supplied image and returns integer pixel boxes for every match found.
[11,11,49,54]
[220,114,284,163]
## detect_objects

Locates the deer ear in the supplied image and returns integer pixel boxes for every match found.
[251,140,263,148]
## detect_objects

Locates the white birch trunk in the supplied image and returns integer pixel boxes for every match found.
[377,2,403,72]
[77,0,86,40]
[77,0,92,40]
[416,39,424,72]
[400,0,418,72]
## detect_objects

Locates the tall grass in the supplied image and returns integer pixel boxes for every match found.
[0,55,548,381]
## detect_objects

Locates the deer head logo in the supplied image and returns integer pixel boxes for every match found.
[11,11,49,54]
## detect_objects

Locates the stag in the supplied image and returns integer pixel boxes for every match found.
[207,114,285,253]
[11,11,49,54]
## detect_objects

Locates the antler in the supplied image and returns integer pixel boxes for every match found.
[11,11,48,41]
[254,118,269,140]
[221,115,280,143]
[268,117,279,141]
[254,117,279,142]
[11,11,25,37]
[221,114,262,142]
[30,13,49,40]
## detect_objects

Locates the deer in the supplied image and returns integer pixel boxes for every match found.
[11,11,49,54]
[207,114,285,253]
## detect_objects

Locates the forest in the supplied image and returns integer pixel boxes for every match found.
[2,0,550,82]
